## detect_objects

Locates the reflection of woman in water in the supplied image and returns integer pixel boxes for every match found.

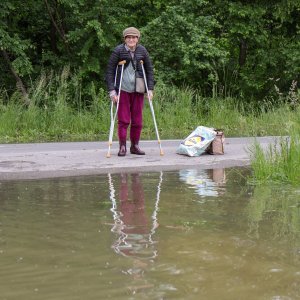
[118,173,151,258]
[108,172,162,260]
[108,172,162,293]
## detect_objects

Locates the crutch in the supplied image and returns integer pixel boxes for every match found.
[140,60,164,156]
[106,60,126,158]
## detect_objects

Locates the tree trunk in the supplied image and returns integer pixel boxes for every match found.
[1,50,30,105]
[44,0,70,54]
[50,21,58,54]
[239,38,247,66]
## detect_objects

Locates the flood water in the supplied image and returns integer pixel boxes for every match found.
[1,168,300,300]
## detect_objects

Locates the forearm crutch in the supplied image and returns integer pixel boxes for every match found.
[106,60,126,158]
[140,60,164,156]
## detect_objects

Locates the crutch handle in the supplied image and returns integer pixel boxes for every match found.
[118,60,126,65]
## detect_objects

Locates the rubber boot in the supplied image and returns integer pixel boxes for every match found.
[118,141,127,157]
[130,142,145,155]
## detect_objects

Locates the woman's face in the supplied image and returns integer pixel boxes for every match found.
[125,35,139,50]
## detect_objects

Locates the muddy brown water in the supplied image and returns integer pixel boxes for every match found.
[1,168,300,300]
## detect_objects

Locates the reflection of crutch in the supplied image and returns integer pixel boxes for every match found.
[140,60,164,156]
[148,171,163,247]
[106,60,126,158]
[108,172,163,259]
[108,173,125,234]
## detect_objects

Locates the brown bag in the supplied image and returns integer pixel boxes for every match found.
[206,129,225,155]
[135,77,145,94]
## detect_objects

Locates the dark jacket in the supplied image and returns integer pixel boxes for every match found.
[105,43,154,92]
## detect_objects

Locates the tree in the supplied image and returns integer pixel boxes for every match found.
[142,0,228,96]
[0,0,35,103]
[0,0,298,103]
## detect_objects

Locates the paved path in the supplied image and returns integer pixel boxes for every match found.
[0,137,278,180]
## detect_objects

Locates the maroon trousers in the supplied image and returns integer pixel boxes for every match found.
[118,90,144,144]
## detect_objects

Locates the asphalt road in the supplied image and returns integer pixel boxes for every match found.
[0,137,278,180]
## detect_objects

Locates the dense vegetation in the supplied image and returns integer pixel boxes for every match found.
[0,74,299,143]
[0,0,299,167]
[250,133,300,185]
[1,0,299,105]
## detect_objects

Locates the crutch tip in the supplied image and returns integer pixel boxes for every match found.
[160,151,164,156]
[106,153,111,158]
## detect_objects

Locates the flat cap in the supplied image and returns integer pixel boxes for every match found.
[123,27,141,38]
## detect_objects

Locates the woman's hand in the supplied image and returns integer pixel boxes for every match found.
[109,90,118,103]
[147,90,153,101]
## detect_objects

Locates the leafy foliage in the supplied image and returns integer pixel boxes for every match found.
[0,0,299,102]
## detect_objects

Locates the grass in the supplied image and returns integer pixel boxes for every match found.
[1,69,300,184]
[249,132,300,185]
[0,69,299,144]
[0,68,111,142]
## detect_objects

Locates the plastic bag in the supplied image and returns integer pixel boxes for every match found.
[176,126,216,157]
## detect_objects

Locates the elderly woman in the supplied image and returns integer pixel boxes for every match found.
[105,27,154,156]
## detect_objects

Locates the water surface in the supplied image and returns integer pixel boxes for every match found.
[1,168,300,299]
